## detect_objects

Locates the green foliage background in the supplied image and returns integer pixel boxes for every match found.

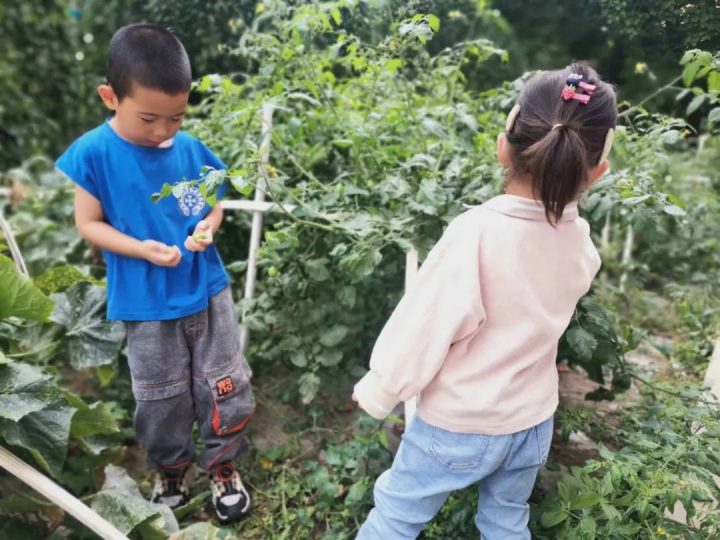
[0,1,719,538]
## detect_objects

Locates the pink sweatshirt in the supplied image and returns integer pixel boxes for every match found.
[354,195,601,434]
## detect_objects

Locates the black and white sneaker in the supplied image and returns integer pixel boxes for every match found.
[151,467,190,509]
[209,461,251,524]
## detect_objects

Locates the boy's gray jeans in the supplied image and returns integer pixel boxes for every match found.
[125,286,254,471]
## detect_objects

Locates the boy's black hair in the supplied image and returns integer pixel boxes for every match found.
[107,23,191,100]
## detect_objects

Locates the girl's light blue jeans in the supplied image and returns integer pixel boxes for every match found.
[356,414,554,540]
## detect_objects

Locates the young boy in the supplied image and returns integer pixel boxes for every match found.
[56,23,254,524]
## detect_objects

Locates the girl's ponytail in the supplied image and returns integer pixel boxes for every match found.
[506,63,617,224]
[522,124,588,223]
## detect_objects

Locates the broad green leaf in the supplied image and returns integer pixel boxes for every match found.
[331,7,342,25]
[174,522,238,539]
[686,94,705,116]
[540,508,568,528]
[34,266,97,295]
[683,62,700,86]
[709,71,720,92]
[305,259,331,282]
[320,325,349,347]
[69,399,120,438]
[570,492,603,509]
[2,406,76,476]
[0,254,54,321]
[88,465,179,537]
[663,204,686,217]
[317,349,343,367]
[708,107,720,125]
[566,327,598,362]
[0,363,61,422]
[339,248,382,282]
[298,372,321,404]
[51,283,126,369]
[344,480,369,507]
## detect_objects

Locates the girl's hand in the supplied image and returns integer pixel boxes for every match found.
[141,240,182,267]
[185,220,213,252]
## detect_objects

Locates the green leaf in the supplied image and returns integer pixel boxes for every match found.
[709,71,720,92]
[427,14,440,33]
[344,480,369,507]
[2,406,76,476]
[566,327,598,362]
[305,259,331,282]
[0,254,54,322]
[687,94,705,116]
[540,508,568,528]
[320,325,349,347]
[298,372,320,404]
[570,492,603,509]
[70,400,120,438]
[663,204,686,217]
[50,283,126,369]
[661,130,682,145]
[88,465,179,537]
[331,7,342,26]
[708,107,720,125]
[174,522,237,539]
[0,363,61,422]
[34,266,97,295]
[317,350,343,367]
[683,62,701,86]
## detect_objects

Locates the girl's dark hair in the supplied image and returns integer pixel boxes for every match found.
[506,62,617,223]
[107,23,191,101]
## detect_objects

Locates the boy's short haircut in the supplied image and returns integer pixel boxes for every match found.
[107,23,191,100]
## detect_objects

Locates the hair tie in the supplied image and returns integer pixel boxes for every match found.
[552,123,563,130]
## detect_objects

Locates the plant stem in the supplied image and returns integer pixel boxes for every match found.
[631,373,718,406]
[618,75,683,118]
[6,341,58,358]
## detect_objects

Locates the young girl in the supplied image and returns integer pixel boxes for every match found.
[353,63,617,539]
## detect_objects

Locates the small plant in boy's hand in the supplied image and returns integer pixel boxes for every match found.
[141,240,182,267]
[185,220,213,252]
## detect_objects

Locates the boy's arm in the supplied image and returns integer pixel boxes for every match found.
[74,185,181,267]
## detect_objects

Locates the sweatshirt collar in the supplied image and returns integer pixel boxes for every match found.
[481,194,579,222]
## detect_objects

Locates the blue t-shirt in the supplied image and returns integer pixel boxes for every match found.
[56,121,229,321]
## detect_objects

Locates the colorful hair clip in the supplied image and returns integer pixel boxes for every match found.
[562,74,596,105]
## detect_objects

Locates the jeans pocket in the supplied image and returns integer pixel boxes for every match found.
[204,353,255,437]
[534,416,554,465]
[430,426,490,471]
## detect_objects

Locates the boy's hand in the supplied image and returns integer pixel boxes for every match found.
[141,240,182,267]
[185,220,213,252]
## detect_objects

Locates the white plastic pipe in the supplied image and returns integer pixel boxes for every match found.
[0,446,127,539]
[221,199,295,213]
[403,249,419,422]
[240,104,275,355]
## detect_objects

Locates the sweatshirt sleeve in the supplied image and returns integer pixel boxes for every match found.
[354,212,486,419]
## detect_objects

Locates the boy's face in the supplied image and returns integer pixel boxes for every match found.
[98,82,189,147]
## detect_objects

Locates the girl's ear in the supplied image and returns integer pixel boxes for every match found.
[97,84,118,110]
[497,133,511,166]
[587,159,610,187]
